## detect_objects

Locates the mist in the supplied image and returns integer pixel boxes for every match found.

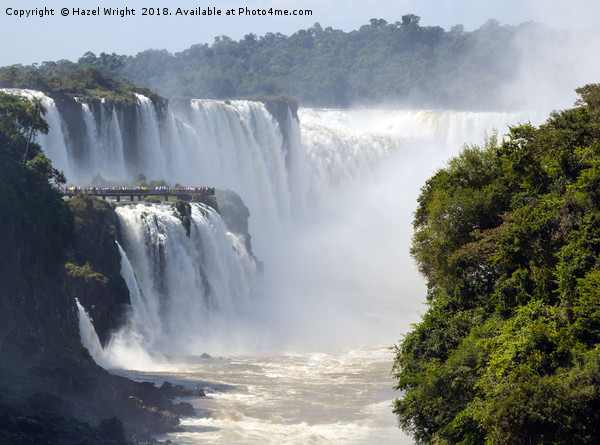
[245,108,547,353]
[494,0,600,113]
[70,106,545,368]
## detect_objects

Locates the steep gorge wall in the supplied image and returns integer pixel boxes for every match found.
[65,195,130,346]
[0,136,188,444]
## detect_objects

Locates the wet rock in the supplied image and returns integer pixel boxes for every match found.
[127,396,180,429]
[172,401,195,417]
[27,391,64,412]
[159,381,206,398]
[191,387,206,397]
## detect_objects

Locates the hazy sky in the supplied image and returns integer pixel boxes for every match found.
[1,0,598,67]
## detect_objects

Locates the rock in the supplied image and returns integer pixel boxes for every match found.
[98,417,127,444]
[126,395,180,429]
[190,387,206,397]
[27,391,64,412]
[172,402,195,417]
[159,381,206,398]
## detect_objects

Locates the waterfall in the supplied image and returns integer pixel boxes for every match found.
[107,202,258,359]
[297,108,539,201]
[256,107,546,349]
[3,89,541,242]
[76,299,105,363]
[5,88,547,355]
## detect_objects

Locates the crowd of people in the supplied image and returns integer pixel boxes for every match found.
[61,185,215,195]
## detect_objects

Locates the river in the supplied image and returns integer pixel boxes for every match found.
[115,347,412,444]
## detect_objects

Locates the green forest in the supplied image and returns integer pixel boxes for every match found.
[393,84,600,444]
[1,15,544,109]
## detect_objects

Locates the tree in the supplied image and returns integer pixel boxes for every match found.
[393,85,600,443]
[23,97,47,165]
[0,92,48,161]
[0,91,71,284]
[13,16,535,108]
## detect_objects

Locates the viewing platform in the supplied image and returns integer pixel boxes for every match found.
[61,186,215,202]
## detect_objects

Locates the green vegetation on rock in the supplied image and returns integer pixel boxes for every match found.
[215,189,261,270]
[0,65,167,111]
[393,84,600,444]
[215,189,250,236]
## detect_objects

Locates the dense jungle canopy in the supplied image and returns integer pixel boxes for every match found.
[393,83,600,444]
[1,15,548,109]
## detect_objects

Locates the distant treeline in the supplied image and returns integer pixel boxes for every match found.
[1,15,548,109]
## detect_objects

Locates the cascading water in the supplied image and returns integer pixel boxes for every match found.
[253,107,546,350]
[298,107,536,194]
[76,299,104,362]
[6,88,549,441]
[4,88,545,350]
[104,202,259,362]
[3,89,303,254]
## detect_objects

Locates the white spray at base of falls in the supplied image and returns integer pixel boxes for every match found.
[100,202,260,365]
[246,107,547,351]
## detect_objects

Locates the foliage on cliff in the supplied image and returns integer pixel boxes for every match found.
[0,91,72,295]
[0,65,167,112]
[215,189,261,270]
[393,84,600,443]
[215,189,250,236]
[0,90,109,439]
[174,199,192,236]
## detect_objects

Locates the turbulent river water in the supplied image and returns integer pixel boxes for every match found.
[14,88,546,443]
[116,348,413,444]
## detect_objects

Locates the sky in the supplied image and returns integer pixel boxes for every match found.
[1,0,599,68]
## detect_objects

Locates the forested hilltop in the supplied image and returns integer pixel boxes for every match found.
[393,84,600,443]
[1,15,546,109]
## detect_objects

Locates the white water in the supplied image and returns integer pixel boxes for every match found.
[6,89,547,443]
[107,203,259,361]
[76,299,105,361]
[118,347,411,444]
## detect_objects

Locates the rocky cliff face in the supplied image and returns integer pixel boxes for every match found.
[0,168,188,444]
[65,194,131,346]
